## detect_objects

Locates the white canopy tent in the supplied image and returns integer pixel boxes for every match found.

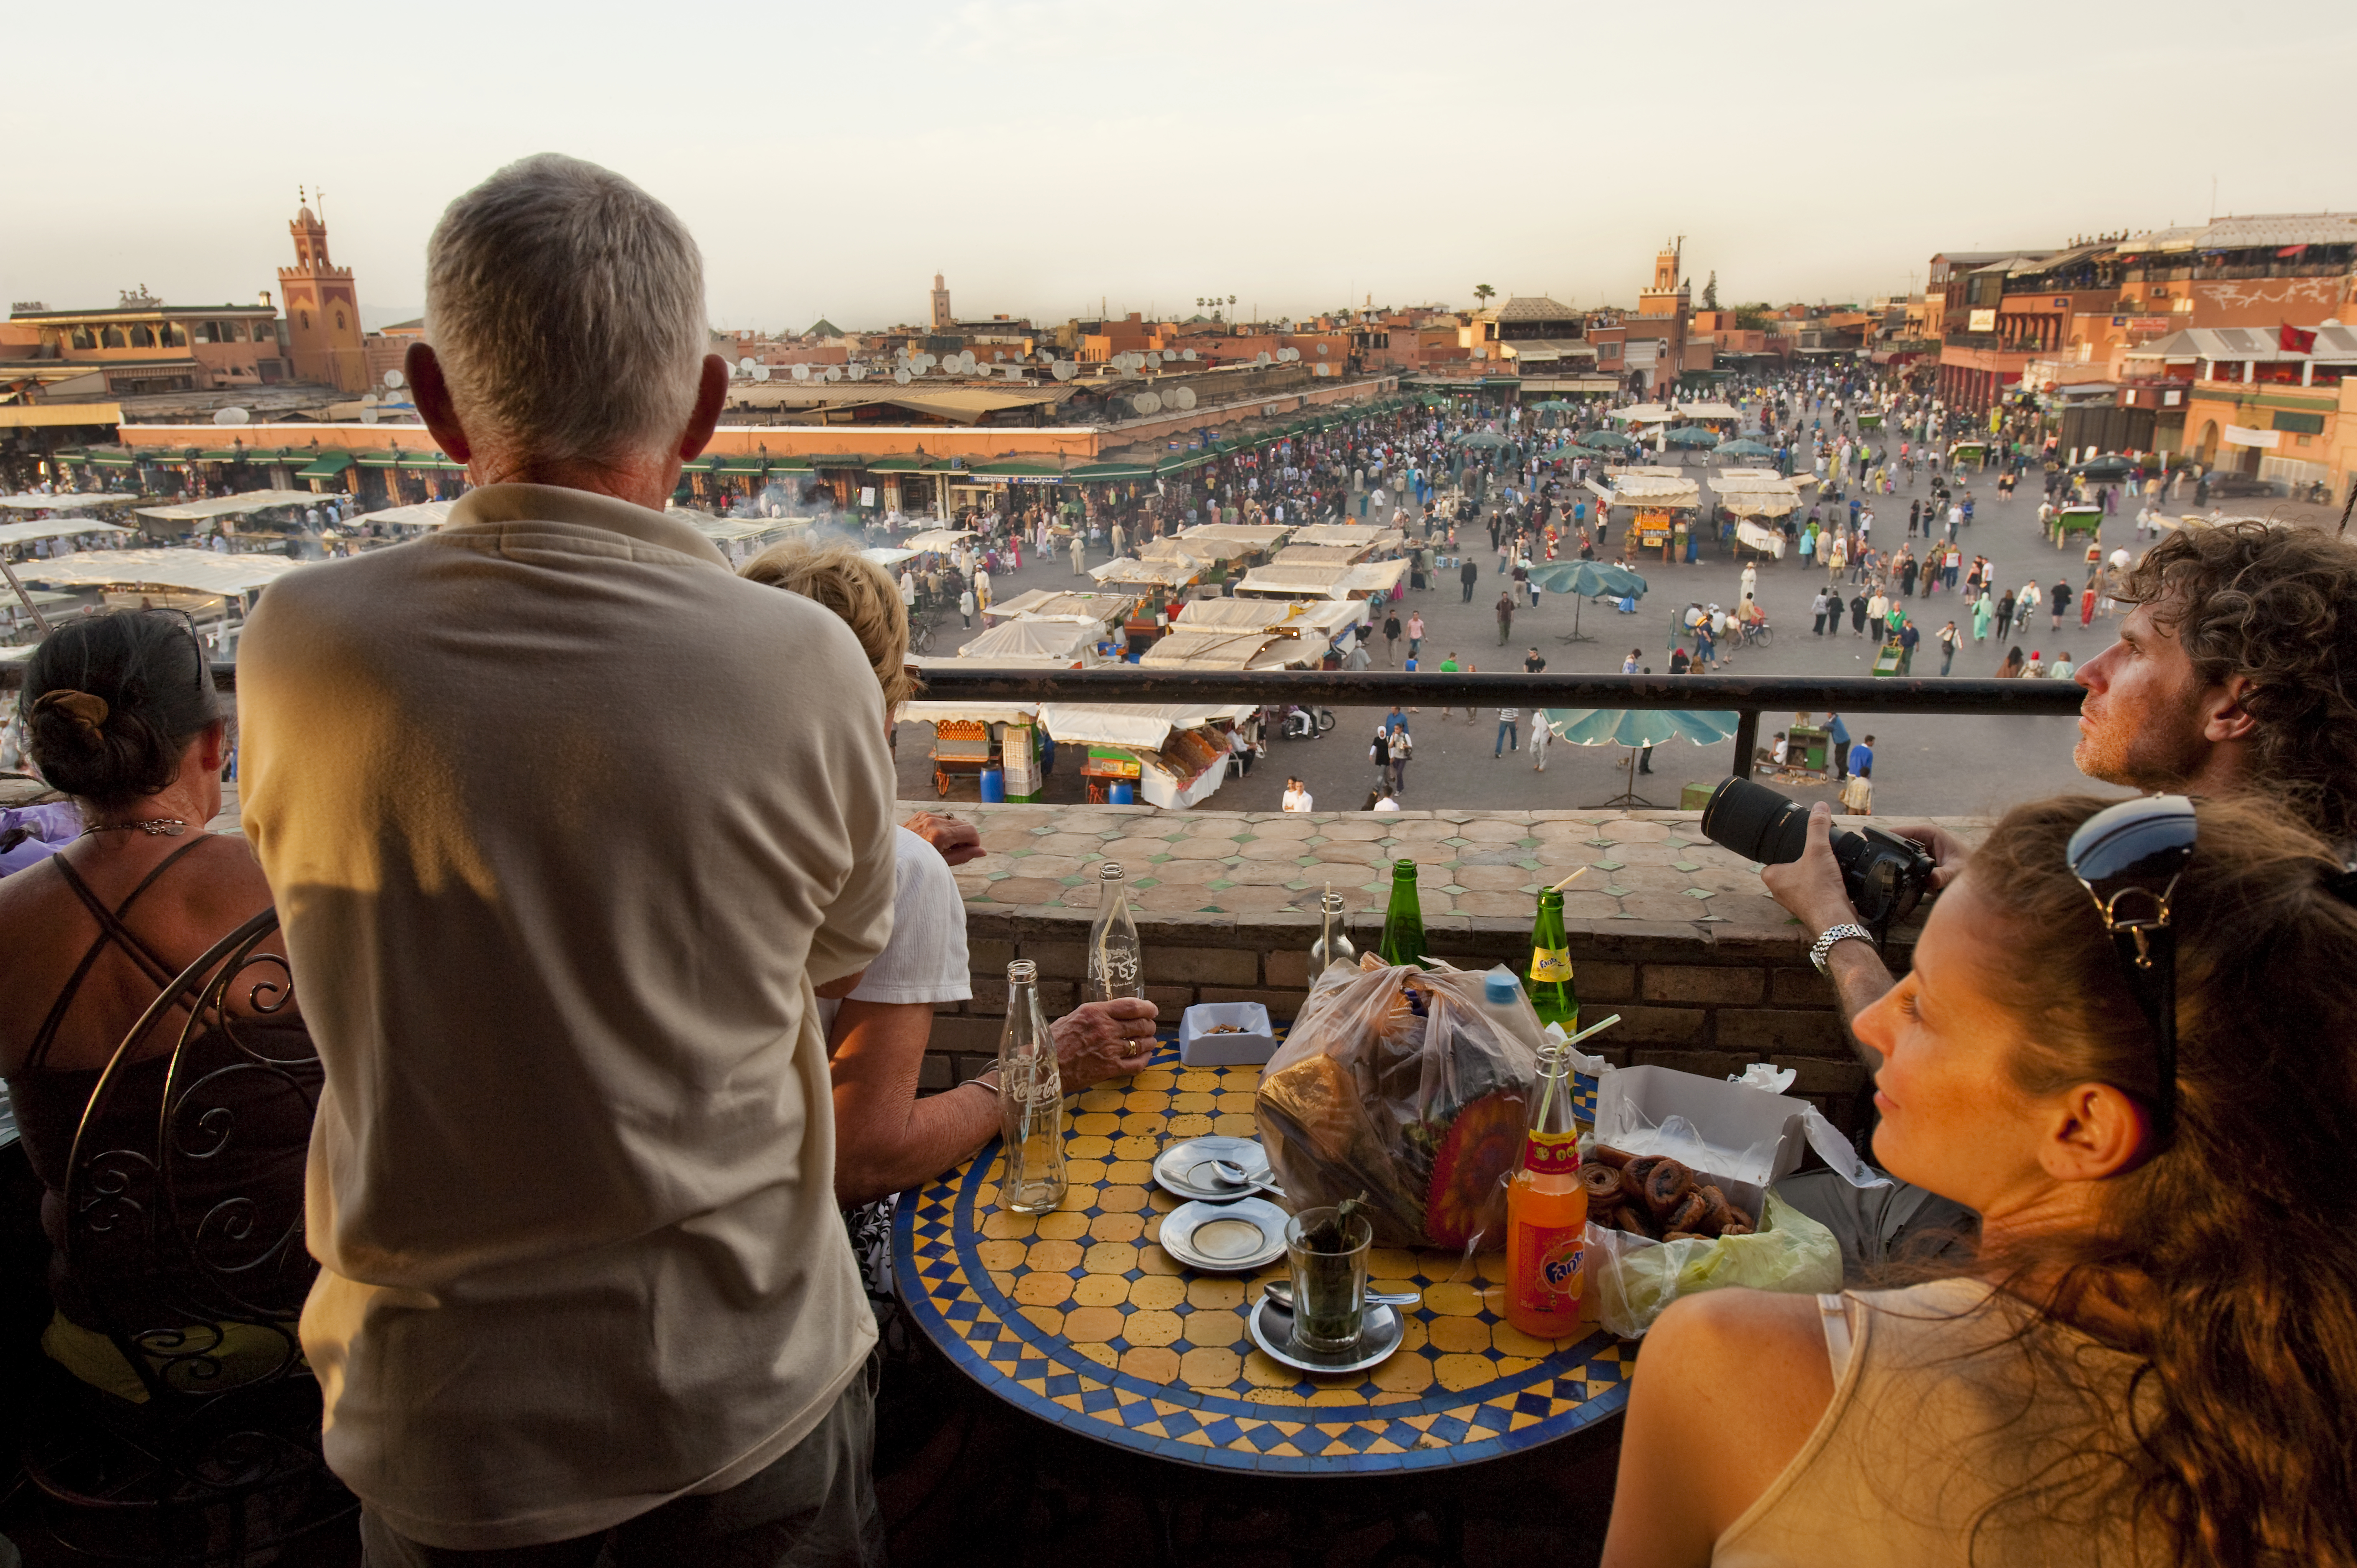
[1680,401,1743,421]
[1232,559,1407,600]
[364,500,458,530]
[0,519,133,547]
[1036,703,1255,750]
[1287,524,1404,552]
[900,528,977,554]
[983,588,1137,628]
[940,618,1104,664]
[1175,523,1291,552]
[134,490,319,524]
[1610,404,1675,425]
[1090,553,1203,588]
[0,494,137,512]
[1169,595,1365,641]
[897,700,1040,728]
[21,548,306,597]
[1139,628,1302,670]
[860,545,918,568]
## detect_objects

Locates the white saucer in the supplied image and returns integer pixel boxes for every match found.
[1246,1296,1405,1375]
[1159,1197,1288,1273]
[1153,1135,1274,1202]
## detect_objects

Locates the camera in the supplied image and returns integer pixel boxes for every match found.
[1701,776,1934,935]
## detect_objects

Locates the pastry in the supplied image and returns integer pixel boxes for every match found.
[1665,1190,1711,1234]
[1578,1166,1626,1204]
[1592,1144,1637,1170]
[1638,1157,1693,1217]
[1259,1052,1362,1164]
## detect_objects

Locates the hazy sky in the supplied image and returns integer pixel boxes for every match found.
[7,0,2353,334]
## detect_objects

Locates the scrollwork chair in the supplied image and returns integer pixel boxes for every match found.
[21,907,355,1565]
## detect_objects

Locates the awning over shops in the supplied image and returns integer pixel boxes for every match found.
[134,490,319,523]
[1035,703,1255,750]
[901,528,977,553]
[897,700,1041,728]
[21,547,307,597]
[0,519,133,547]
[364,501,457,530]
[297,451,355,479]
[0,493,133,512]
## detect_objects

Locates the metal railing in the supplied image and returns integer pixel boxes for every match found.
[0,666,2085,782]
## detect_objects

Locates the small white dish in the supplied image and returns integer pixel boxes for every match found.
[1179,1001,1277,1066]
[1246,1296,1405,1375]
[1159,1197,1289,1273]
[1154,1135,1274,1202]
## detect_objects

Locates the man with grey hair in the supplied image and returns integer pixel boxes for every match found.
[238,154,897,1563]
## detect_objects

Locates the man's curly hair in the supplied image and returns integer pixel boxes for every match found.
[2119,520,2357,845]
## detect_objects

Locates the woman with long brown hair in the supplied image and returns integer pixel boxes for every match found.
[1603,792,2357,1567]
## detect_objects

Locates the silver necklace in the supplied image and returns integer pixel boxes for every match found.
[80,818,188,838]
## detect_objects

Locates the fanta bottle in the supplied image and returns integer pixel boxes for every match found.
[1505,1043,1587,1339]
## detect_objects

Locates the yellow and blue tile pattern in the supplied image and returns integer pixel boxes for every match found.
[892,1038,1628,1474]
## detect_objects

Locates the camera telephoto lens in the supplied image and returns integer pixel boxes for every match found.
[1701,777,1812,866]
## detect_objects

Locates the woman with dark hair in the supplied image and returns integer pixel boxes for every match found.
[0,610,315,1400]
[1602,793,2357,1568]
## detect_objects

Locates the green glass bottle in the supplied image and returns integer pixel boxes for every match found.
[1524,888,1579,1034]
[1378,860,1427,969]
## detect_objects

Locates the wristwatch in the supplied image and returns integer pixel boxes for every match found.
[1809,923,1876,975]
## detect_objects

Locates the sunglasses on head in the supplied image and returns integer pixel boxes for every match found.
[2065,795,2196,1145]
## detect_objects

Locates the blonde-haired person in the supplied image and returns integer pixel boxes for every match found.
[1603,794,2357,1568]
[739,541,1159,1224]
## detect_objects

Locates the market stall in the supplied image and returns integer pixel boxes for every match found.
[1163,594,1366,664]
[1038,702,1252,809]
[981,589,1138,634]
[895,698,1049,801]
[362,500,458,532]
[2048,503,2102,550]
[919,616,1108,669]
[1708,470,1804,560]
[1589,470,1702,563]
[1230,558,1408,602]
[133,490,319,544]
[1089,553,1205,652]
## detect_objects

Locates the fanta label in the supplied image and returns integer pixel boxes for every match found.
[1529,948,1573,983]
[1525,1129,1582,1175]
[1516,1222,1587,1311]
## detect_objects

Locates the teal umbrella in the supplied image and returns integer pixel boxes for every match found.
[1577,430,1638,452]
[1451,430,1515,448]
[1526,559,1648,642]
[1716,438,1777,461]
[1662,426,1721,448]
[1539,708,1742,806]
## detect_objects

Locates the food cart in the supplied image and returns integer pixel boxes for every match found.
[1947,440,1989,473]
[1593,471,1701,563]
[2049,503,2102,550]
[1038,702,1254,810]
[1709,470,1803,560]
[1088,553,1205,654]
[1854,407,1884,431]
[896,699,1048,801]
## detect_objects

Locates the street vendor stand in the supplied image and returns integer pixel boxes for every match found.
[981,589,1138,638]
[1089,553,1206,654]
[1165,595,1366,667]
[1708,469,1803,562]
[1590,471,1701,564]
[1946,440,1989,473]
[1230,559,1408,603]
[1039,702,1249,809]
[897,699,1048,801]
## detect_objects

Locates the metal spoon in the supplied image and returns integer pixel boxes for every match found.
[1262,1280,1419,1309]
[1209,1160,1285,1197]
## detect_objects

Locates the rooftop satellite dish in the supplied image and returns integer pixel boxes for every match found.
[361,407,380,425]
[214,406,249,426]
[847,365,865,381]
[1182,348,1197,361]
[895,369,912,385]
[1052,360,1075,382]
[1172,386,1197,410]
[1316,343,1329,356]
[361,392,379,407]
[793,364,811,381]
[958,351,977,372]
[1146,351,1163,368]
[1256,351,1271,365]
[383,369,405,389]
[824,366,841,382]
[739,356,756,372]
[1132,392,1162,415]
[1005,364,1024,379]
[753,364,772,381]
[992,350,1005,361]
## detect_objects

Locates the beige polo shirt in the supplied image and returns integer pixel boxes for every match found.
[238,483,896,1548]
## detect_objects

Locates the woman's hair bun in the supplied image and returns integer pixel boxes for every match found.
[18,611,219,808]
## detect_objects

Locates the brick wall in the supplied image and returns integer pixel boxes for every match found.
[925,905,1902,1134]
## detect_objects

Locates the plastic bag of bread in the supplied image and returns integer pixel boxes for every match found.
[1256,955,1542,1250]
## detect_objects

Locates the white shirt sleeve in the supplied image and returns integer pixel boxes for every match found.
[819,828,973,1034]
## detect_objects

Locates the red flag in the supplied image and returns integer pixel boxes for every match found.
[2281,322,2318,354]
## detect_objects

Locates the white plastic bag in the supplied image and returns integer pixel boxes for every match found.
[1587,1192,1841,1338]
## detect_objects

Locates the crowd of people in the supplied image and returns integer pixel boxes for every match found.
[4,156,2354,1568]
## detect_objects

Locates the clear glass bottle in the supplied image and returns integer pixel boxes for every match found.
[1377,859,1427,969]
[1310,886,1356,975]
[1524,888,1580,1034]
[1085,862,1143,1002]
[997,960,1067,1214]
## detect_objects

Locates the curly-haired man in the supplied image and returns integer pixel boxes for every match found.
[1760,518,2357,1278]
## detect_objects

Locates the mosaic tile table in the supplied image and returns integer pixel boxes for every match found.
[892,1038,1632,1475]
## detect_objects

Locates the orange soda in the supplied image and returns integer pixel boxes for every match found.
[1505,1044,1587,1338]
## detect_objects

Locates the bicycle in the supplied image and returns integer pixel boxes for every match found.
[1737,618,1774,650]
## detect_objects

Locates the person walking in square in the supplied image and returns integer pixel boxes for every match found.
[1496,590,1515,646]
[1383,609,1403,665]
[1406,610,1424,661]
[1494,705,1521,758]
[1937,618,1960,675]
